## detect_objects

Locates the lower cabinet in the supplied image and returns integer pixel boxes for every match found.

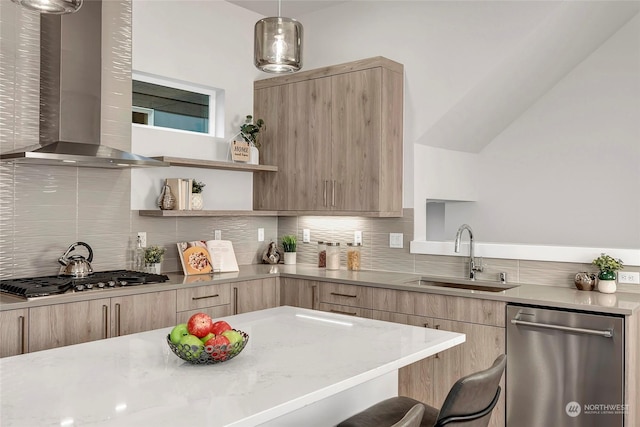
[176,282,232,323]
[110,291,177,337]
[27,290,177,353]
[232,278,278,314]
[280,277,318,309]
[0,308,29,357]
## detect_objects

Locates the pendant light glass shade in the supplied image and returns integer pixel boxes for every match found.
[11,0,83,14]
[254,16,303,73]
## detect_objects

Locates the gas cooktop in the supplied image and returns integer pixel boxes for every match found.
[0,270,170,299]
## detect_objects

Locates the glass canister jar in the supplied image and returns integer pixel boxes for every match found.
[317,241,327,268]
[326,242,340,270]
[346,243,362,271]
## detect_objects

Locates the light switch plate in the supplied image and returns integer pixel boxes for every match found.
[354,231,363,245]
[214,230,222,240]
[303,229,311,243]
[137,232,147,248]
[389,233,403,249]
[258,228,265,242]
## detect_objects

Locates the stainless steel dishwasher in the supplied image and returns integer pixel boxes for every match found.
[506,304,624,427]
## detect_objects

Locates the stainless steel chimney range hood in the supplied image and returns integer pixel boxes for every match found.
[0,0,169,169]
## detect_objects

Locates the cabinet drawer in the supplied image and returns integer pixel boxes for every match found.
[177,305,231,324]
[318,303,372,318]
[319,282,372,308]
[177,283,231,312]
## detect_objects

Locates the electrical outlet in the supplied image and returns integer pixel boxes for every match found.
[137,232,147,248]
[354,230,363,245]
[618,272,640,284]
[389,233,403,249]
[258,228,265,242]
[214,229,222,240]
[303,229,311,243]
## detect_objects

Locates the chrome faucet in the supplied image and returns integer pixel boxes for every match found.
[454,224,483,280]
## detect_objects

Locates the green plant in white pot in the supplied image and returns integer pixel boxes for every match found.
[145,245,166,275]
[282,235,297,265]
[592,253,623,294]
[191,180,205,211]
[240,115,265,165]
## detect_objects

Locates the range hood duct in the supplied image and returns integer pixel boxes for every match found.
[0,0,168,169]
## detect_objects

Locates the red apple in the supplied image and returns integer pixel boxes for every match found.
[187,312,214,338]
[211,320,232,335]
[205,335,231,361]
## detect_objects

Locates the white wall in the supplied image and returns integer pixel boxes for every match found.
[297,1,640,259]
[130,0,264,210]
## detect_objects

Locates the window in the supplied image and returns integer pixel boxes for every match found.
[132,71,222,136]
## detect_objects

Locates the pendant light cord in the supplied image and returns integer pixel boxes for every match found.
[278,0,281,17]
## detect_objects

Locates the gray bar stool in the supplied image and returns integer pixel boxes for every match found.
[338,354,506,427]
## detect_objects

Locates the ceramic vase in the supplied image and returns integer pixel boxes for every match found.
[191,193,204,210]
[159,184,176,210]
[598,279,616,294]
[249,145,259,165]
[284,252,296,265]
[147,263,162,275]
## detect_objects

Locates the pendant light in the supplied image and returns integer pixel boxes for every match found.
[254,0,303,73]
[11,0,83,14]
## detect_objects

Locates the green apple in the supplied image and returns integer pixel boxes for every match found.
[221,329,243,347]
[169,323,189,344]
[200,332,215,344]
[179,334,204,359]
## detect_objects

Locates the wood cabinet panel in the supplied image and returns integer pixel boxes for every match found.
[28,299,110,352]
[111,291,176,337]
[233,278,278,314]
[0,309,29,357]
[319,282,372,308]
[176,283,230,312]
[253,57,403,216]
[317,303,372,318]
[176,305,231,324]
[280,278,318,309]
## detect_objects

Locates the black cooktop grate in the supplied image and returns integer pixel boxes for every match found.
[0,270,170,298]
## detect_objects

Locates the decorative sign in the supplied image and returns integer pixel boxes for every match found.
[231,140,250,162]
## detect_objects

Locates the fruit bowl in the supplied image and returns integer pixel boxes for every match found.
[166,329,249,365]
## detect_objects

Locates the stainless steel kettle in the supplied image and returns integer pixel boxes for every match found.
[58,242,94,278]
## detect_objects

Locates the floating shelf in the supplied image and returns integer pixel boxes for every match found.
[152,156,278,172]
[139,210,278,217]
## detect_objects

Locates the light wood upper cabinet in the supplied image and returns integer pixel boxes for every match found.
[0,309,29,357]
[253,57,403,216]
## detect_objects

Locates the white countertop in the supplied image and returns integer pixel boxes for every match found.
[0,306,465,426]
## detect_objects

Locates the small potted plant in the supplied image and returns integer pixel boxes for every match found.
[592,253,623,294]
[281,235,297,265]
[145,245,166,275]
[191,180,206,211]
[240,115,265,165]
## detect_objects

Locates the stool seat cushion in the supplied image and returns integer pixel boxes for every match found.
[337,396,439,427]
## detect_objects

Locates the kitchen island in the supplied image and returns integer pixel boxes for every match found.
[0,306,464,426]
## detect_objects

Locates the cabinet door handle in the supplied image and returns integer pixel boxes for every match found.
[331,180,336,207]
[434,324,440,358]
[102,305,109,339]
[19,315,26,354]
[323,180,328,207]
[330,309,357,316]
[115,303,121,337]
[233,288,238,315]
[311,285,317,309]
[330,292,357,298]
[192,294,219,301]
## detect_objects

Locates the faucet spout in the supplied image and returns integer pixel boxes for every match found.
[454,224,483,280]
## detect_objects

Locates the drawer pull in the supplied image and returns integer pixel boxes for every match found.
[434,324,440,358]
[192,294,220,301]
[330,309,357,316]
[19,315,26,354]
[102,305,109,339]
[115,303,121,337]
[330,292,357,298]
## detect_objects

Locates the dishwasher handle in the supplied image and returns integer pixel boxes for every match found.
[510,318,613,338]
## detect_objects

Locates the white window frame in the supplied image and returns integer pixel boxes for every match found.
[132,70,223,137]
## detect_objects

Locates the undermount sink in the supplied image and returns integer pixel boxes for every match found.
[404,277,520,293]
